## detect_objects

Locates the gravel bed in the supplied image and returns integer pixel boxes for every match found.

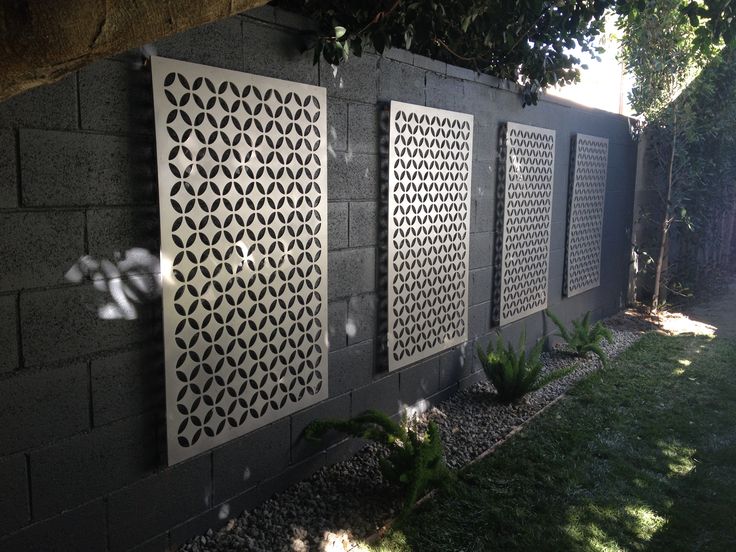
[181,327,643,552]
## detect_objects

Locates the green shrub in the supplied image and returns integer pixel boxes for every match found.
[476,331,571,403]
[305,410,449,513]
[545,309,613,366]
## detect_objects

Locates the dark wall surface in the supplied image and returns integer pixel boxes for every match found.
[0,6,637,551]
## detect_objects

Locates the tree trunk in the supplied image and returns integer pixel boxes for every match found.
[0,0,269,102]
[651,112,677,313]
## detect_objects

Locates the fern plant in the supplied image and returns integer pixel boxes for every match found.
[545,309,613,365]
[476,330,571,403]
[305,410,449,513]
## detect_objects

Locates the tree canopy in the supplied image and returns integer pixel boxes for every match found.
[278,0,736,105]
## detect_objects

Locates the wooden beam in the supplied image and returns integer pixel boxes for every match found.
[0,0,269,102]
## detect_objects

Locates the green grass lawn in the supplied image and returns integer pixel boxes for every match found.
[373,333,736,551]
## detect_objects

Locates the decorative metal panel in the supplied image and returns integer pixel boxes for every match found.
[151,57,328,465]
[496,122,555,326]
[387,101,473,371]
[565,134,608,296]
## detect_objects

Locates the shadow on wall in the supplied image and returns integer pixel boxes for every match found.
[65,248,161,320]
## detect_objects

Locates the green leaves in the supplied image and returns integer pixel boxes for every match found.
[545,309,612,366]
[277,0,609,105]
[304,409,450,514]
[476,329,562,403]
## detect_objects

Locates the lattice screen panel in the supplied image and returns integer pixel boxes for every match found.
[387,101,473,371]
[565,134,608,296]
[152,57,328,465]
[496,122,555,326]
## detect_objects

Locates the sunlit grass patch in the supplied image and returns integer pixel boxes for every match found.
[373,333,736,551]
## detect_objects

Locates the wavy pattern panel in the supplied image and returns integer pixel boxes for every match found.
[152,57,328,464]
[565,134,608,296]
[387,101,473,371]
[496,122,555,326]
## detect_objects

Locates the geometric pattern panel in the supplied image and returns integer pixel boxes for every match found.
[497,122,555,326]
[387,101,473,371]
[565,133,608,296]
[151,57,328,465]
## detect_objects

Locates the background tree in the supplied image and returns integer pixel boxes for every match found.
[617,0,725,311]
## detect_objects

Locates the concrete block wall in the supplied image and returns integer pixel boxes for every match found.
[0,5,637,551]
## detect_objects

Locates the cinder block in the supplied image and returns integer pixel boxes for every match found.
[469,232,492,269]
[348,201,377,247]
[328,152,379,200]
[129,533,169,552]
[243,5,277,23]
[347,103,379,154]
[469,267,493,306]
[458,370,484,390]
[273,7,319,31]
[20,285,157,366]
[549,248,565,283]
[0,211,84,293]
[212,418,290,503]
[473,124,494,162]
[241,20,318,84]
[169,507,225,550]
[20,129,152,206]
[378,60,426,104]
[0,294,18,373]
[399,357,440,406]
[0,500,106,552]
[155,18,243,72]
[0,74,77,131]
[328,202,348,250]
[91,347,164,426]
[321,54,379,104]
[0,454,29,536]
[107,454,211,552]
[426,73,465,112]
[427,384,457,407]
[328,300,347,351]
[0,363,89,454]
[256,450,326,498]
[352,373,399,416]
[328,247,375,299]
[346,292,377,345]
[463,80,494,120]
[439,345,470,389]
[327,100,348,153]
[79,59,153,134]
[471,195,494,234]
[382,48,414,64]
[413,55,447,74]
[30,413,158,519]
[550,220,566,252]
[324,437,366,466]
[291,393,351,463]
[87,207,159,259]
[471,160,494,197]
[468,301,491,338]
[328,339,374,396]
[548,275,564,307]
[447,64,476,81]
[0,129,17,208]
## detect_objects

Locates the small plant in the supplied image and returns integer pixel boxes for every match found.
[545,309,613,365]
[476,330,571,403]
[305,410,449,513]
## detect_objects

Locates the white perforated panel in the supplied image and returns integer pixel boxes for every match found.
[387,101,473,371]
[496,122,555,326]
[565,134,608,296]
[152,57,328,465]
